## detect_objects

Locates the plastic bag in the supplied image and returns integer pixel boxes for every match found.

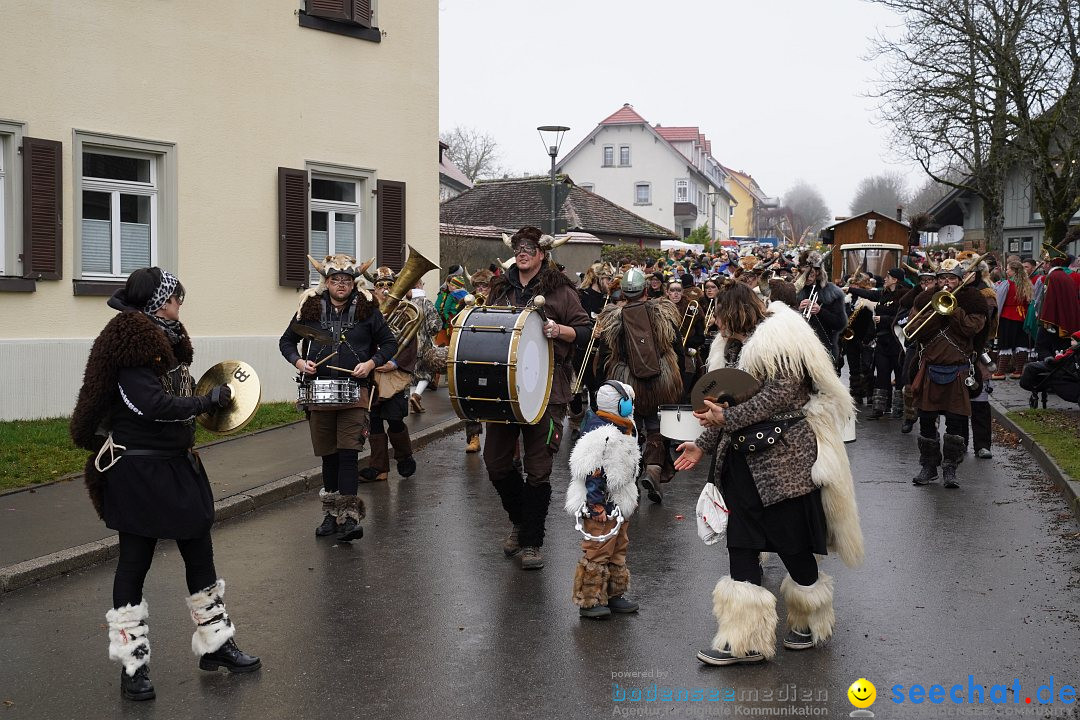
[695,482,729,545]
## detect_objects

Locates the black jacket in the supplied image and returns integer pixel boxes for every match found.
[279,292,398,382]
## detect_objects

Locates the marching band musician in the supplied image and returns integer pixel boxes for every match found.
[846,268,907,419]
[484,226,591,571]
[897,268,938,433]
[837,273,877,408]
[596,267,684,504]
[360,267,418,483]
[700,277,723,361]
[568,262,613,438]
[908,259,989,489]
[667,279,705,401]
[278,255,397,541]
[794,251,847,370]
[72,267,260,702]
[463,268,493,453]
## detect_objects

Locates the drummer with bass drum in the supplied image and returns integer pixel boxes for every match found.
[278,254,397,542]
[479,226,591,571]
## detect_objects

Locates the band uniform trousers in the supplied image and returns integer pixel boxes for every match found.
[483,403,566,486]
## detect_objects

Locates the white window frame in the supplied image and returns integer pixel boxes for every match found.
[602,146,614,167]
[305,160,376,283]
[0,120,26,277]
[675,179,689,203]
[309,174,362,285]
[80,150,159,278]
[580,183,595,193]
[619,145,630,166]
[634,182,651,206]
[73,130,177,279]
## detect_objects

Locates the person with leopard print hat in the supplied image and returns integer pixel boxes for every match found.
[71,267,260,702]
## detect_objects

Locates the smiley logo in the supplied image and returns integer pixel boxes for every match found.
[847,678,877,708]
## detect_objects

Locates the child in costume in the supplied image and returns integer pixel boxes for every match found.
[565,381,641,619]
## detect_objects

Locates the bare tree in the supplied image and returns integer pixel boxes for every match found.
[849,171,911,217]
[771,181,831,245]
[869,0,1080,249]
[440,126,504,183]
[907,177,955,217]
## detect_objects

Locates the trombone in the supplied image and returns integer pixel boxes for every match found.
[902,252,988,341]
[571,294,611,395]
[680,300,700,355]
[802,285,819,319]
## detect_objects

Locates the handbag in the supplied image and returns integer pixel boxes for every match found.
[695,482,729,545]
[729,414,803,453]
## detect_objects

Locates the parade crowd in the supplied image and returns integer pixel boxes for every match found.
[70,225,1080,700]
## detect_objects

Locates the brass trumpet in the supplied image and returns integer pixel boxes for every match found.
[802,285,819,319]
[902,251,988,341]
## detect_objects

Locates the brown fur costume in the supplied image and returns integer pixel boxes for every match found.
[297,288,375,324]
[572,558,609,609]
[486,262,576,304]
[912,285,990,352]
[597,298,683,416]
[70,313,194,519]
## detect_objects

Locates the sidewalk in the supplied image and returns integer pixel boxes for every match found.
[986,374,1080,520]
[0,391,463,591]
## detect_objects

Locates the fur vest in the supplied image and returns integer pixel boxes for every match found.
[707,301,864,567]
[70,312,194,519]
[565,422,641,518]
[597,298,683,415]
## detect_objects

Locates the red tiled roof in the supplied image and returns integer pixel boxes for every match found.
[600,103,649,125]
[654,126,700,142]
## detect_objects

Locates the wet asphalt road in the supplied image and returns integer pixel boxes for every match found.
[1,415,1079,719]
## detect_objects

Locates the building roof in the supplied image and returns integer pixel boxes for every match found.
[599,103,650,125]
[824,210,909,231]
[653,126,701,142]
[438,141,473,191]
[439,175,677,241]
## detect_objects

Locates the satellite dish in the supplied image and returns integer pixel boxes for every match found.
[938,225,965,244]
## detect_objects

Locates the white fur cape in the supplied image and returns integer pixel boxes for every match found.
[707,301,864,567]
[565,424,641,518]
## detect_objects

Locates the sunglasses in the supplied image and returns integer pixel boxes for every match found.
[374,281,394,289]
[328,276,354,286]
[513,243,540,256]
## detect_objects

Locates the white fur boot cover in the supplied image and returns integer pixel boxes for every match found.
[710,576,778,660]
[780,572,835,646]
[106,600,150,676]
[185,579,236,656]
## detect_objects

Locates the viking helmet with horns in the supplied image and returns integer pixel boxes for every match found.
[502,225,570,254]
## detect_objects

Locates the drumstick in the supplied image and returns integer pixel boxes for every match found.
[325,365,353,373]
[313,352,338,368]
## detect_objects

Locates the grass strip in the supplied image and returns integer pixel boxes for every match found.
[0,402,303,492]
[1006,409,1080,481]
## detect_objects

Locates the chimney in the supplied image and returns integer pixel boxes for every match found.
[896,206,904,222]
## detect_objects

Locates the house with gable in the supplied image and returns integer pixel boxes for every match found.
[555,104,736,241]
[724,167,775,239]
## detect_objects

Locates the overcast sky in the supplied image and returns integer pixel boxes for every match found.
[439,0,924,219]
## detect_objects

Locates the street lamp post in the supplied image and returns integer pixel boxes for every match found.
[537,125,570,237]
[707,191,721,250]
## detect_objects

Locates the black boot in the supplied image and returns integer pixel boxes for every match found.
[941,433,965,489]
[912,435,941,485]
[518,482,552,570]
[388,429,415,477]
[199,638,261,673]
[315,489,339,537]
[900,388,917,433]
[336,495,365,541]
[890,389,904,418]
[120,665,155,701]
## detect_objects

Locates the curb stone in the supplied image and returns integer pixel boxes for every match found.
[989,398,1080,522]
[0,418,464,593]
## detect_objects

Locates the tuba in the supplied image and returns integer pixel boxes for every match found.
[379,245,440,350]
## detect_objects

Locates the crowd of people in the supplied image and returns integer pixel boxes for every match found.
[71,226,1080,701]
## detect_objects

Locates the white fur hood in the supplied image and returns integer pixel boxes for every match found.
[565,424,641,518]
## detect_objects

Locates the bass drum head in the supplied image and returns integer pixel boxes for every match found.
[511,309,552,424]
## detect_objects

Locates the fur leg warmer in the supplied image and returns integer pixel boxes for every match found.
[942,433,966,466]
[903,387,917,421]
[917,435,942,467]
[780,573,835,646]
[335,494,366,523]
[572,559,609,609]
[319,489,340,517]
[607,564,630,599]
[710,576,777,660]
[186,579,236,656]
[106,600,151,676]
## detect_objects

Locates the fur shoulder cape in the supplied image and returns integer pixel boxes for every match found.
[297,291,374,324]
[596,298,683,413]
[70,311,193,520]
[565,424,641,518]
[707,301,864,568]
[488,264,574,303]
[598,297,681,351]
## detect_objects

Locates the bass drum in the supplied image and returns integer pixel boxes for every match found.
[448,305,553,424]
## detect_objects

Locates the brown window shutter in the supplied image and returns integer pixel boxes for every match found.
[278,167,309,287]
[307,0,350,21]
[377,179,406,272]
[353,0,372,27]
[22,137,63,280]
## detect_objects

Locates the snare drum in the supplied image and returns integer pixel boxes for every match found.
[658,404,703,442]
[448,305,553,424]
[298,378,360,406]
